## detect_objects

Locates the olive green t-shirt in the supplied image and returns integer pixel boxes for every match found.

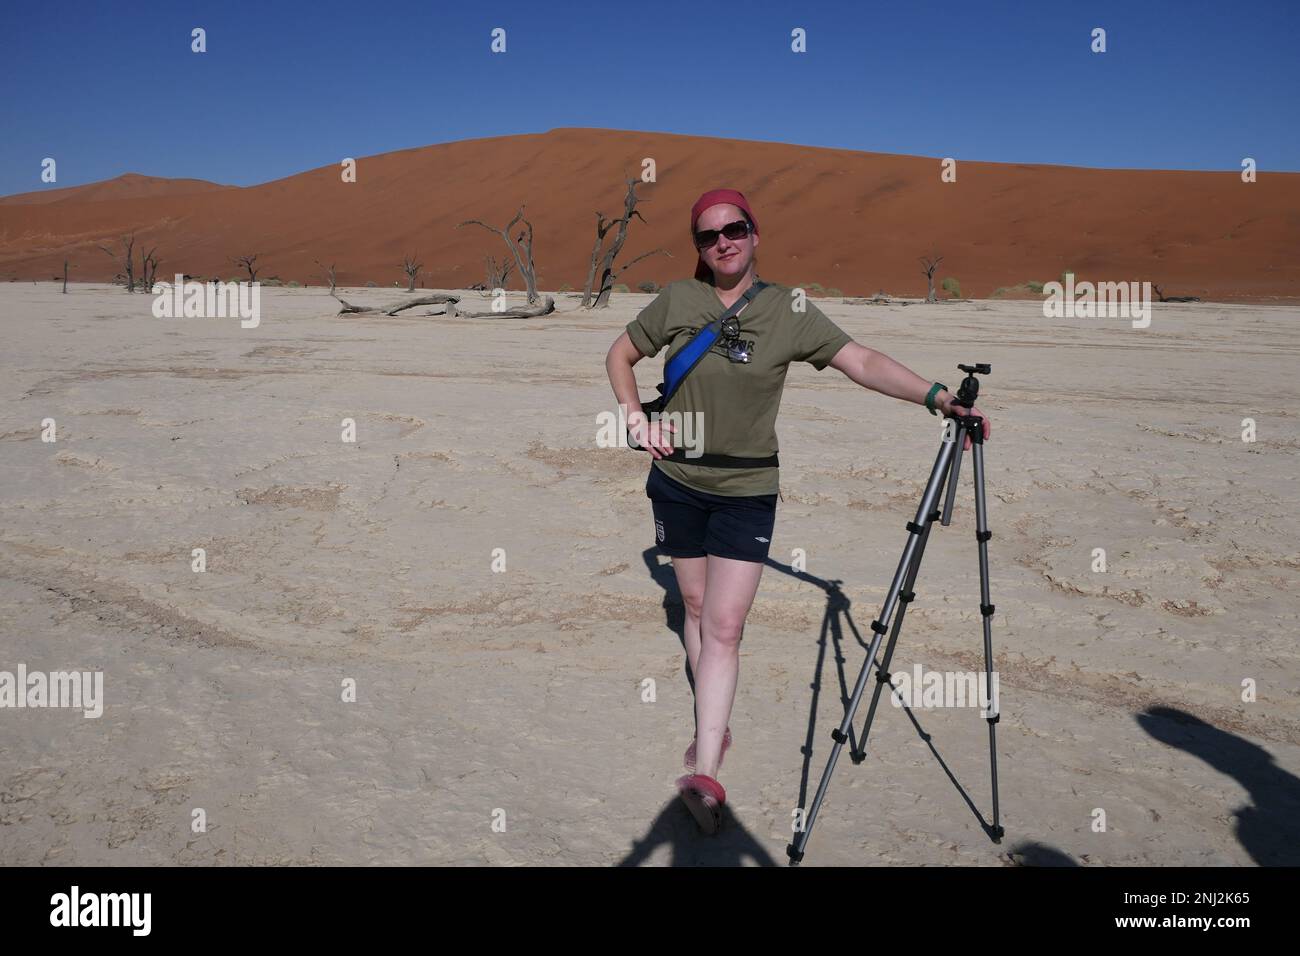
[625,277,853,497]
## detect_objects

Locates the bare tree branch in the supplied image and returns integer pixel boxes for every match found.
[232,254,260,283]
[919,254,943,304]
[313,258,337,293]
[482,254,514,293]
[98,233,137,292]
[401,254,424,292]
[584,177,660,309]
[457,206,540,304]
[141,246,160,291]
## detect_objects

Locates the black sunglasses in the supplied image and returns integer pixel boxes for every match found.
[693,218,752,250]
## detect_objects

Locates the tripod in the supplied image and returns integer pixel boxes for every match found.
[787,363,1003,865]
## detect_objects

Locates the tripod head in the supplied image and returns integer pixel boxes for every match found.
[953,363,991,409]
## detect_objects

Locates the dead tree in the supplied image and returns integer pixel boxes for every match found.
[457,205,540,304]
[313,259,338,293]
[919,254,943,303]
[583,177,671,309]
[232,254,260,283]
[61,259,68,294]
[141,247,160,290]
[401,254,423,292]
[98,233,137,292]
[483,254,514,294]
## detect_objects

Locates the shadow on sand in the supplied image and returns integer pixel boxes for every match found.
[1138,706,1300,866]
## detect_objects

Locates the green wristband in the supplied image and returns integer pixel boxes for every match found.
[925,382,947,416]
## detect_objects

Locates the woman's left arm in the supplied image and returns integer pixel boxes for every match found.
[827,342,991,449]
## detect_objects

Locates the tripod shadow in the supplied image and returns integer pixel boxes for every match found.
[1138,705,1300,865]
[760,554,1004,844]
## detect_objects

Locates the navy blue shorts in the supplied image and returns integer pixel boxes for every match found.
[646,465,777,563]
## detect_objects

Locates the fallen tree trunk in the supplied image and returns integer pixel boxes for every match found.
[452,295,555,318]
[331,291,459,315]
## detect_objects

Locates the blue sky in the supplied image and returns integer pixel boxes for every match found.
[2,0,1296,195]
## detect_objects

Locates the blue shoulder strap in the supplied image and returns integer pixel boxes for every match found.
[659,281,767,404]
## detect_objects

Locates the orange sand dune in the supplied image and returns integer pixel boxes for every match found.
[0,171,230,206]
[0,128,1296,301]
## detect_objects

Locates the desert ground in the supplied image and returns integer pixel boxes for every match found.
[0,283,1296,866]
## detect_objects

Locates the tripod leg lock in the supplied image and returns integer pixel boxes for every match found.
[899,590,915,604]
[977,530,992,543]
[906,520,927,534]
[875,669,892,684]
[981,603,995,617]
[870,620,887,635]
[831,728,848,744]
[985,712,1001,725]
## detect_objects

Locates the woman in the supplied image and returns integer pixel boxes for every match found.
[604,188,990,834]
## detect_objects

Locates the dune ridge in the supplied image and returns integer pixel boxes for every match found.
[1,128,1296,301]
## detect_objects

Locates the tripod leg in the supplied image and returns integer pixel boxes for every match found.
[787,434,959,865]
[941,420,964,526]
[852,504,941,761]
[970,436,1004,842]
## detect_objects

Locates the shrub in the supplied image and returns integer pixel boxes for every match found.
[262,278,283,287]
[941,277,961,298]
[1027,280,1044,293]
[365,281,378,288]
[1059,268,1075,286]
[637,280,660,294]
[286,280,300,288]
[826,287,842,297]
[558,283,573,292]
[612,283,629,294]
[226,276,242,283]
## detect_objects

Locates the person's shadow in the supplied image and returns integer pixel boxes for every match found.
[1138,705,1300,865]
[618,801,779,866]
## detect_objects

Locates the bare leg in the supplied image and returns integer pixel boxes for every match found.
[693,554,765,778]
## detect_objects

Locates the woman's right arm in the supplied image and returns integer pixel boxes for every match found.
[605,332,676,458]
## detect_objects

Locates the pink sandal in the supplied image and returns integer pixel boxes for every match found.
[684,727,732,773]
[676,774,726,834]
